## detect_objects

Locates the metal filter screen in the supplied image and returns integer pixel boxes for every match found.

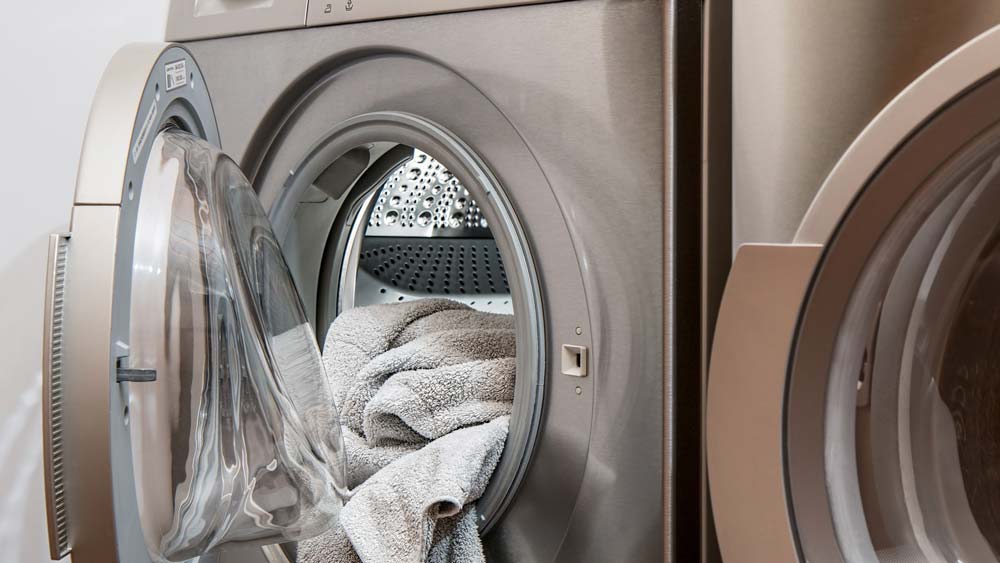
[353,149,513,314]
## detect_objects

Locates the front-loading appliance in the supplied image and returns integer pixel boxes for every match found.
[42,1,696,562]
[707,3,1000,562]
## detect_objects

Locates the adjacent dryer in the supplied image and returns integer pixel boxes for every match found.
[709,6,1000,562]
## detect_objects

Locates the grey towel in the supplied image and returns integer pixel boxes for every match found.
[299,299,515,562]
[341,426,420,490]
[360,328,516,445]
[298,417,509,563]
[323,299,469,422]
[324,300,515,442]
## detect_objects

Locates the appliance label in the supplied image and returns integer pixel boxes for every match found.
[165,60,187,91]
[132,100,157,164]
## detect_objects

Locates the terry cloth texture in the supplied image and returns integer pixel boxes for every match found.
[298,418,509,563]
[298,299,515,563]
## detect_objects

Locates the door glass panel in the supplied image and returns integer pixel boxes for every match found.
[826,128,1000,562]
[126,129,347,562]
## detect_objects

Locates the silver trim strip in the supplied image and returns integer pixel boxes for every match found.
[43,233,72,561]
[306,0,557,27]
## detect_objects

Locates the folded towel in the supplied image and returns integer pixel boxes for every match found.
[423,506,486,563]
[299,299,515,563]
[298,417,509,563]
[395,308,515,345]
[297,525,360,563]
[323,299,469,420]
[324,300,515,443]
[364,352,515,445]
[359,328,516,445]
[341,426,420,489]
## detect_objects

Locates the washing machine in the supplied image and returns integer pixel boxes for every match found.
[40,1,689,562]
[707,3,1000,562]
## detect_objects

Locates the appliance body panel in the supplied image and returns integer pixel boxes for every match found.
[184,2,666,561]
[732,0,1000,247]
[47,1,674,562]
[165,0,563,41]
[711,5,1000,562]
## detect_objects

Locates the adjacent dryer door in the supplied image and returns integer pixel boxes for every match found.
[42,44,347,563]
[709,24,1000,563]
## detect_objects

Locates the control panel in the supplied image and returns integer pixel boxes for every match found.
[167,0,561,41]
[306,0,553,27]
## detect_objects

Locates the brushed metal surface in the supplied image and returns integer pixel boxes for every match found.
[715,3,1000,563]
[706,243,821,563]
[306,0,559,27]
[732,0,1000,247]
[712,19,1000,563]
[166,0,308,41]
[186,1,666,560]
[796,23,1000,245]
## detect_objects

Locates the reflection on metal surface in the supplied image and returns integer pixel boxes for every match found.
[126,130,347,561]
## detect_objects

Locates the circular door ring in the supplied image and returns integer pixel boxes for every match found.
[52,42,221,563]
[787,24,1000,562]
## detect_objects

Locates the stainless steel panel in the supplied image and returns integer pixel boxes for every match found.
[733,0,1000,247]
[306,0,558,27]
[700,1,731,561]
[796,22,1000,245]
[166,0,308,41]
[185,1,666,560]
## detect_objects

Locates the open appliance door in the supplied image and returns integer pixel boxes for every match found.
[42,44,347,563]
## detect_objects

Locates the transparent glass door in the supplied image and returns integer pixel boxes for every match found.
[125,129,348,561]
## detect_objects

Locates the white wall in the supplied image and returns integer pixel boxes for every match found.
[0,3,168,561]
